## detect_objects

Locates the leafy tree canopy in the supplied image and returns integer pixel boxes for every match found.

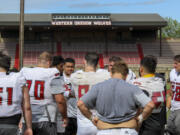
[161,17,180,38]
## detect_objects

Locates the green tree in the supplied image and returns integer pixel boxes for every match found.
[161,17,180,38]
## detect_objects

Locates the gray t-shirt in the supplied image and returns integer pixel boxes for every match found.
[81,78,151,124]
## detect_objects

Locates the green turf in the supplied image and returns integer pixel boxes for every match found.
[166,83,171,90]
[166,83,171,119]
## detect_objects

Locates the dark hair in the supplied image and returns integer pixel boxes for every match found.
[109,56,123,63]
[51,56,64,66]
[111,61,129,77]
[0,52,11,71]
[145,55,157,64]
[85,52,99,67]
[140,55,157,73]
[65,58,75,65]
[174,55,180,63]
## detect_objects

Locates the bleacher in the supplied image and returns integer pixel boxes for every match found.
[0,42,16,67]
[23,43,53,66]
[1,39,180,71]
[60,42,140,65]
[106,43,140,65]
[141,40,180,66]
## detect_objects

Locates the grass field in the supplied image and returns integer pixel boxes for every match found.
[166,83,171,119]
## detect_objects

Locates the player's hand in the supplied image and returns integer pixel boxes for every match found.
[24,128,33,135]
[136,121,142,131]
[18,121,23,129]
[62,117,68,127]
[135,115,143,131]
[92,116,99,126]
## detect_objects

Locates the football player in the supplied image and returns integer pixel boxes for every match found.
[133,56,165,135]
[21,52,67,135]
[63,58,77,135]
[78,61,154,135]
[108,56,136,83]
[51,55,66,135]
[70,52,110,135]
[166,55,180,135]
[0,52,32,135]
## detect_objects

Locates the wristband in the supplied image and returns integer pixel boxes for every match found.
[138,114,143,124]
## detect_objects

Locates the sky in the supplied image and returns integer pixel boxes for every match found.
[0,0,179,21]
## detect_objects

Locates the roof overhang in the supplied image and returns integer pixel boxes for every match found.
[0,13,167,28]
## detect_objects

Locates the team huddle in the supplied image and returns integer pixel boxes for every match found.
[0,51,180,135]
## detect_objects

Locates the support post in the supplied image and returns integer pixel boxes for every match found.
[19,0,24,69]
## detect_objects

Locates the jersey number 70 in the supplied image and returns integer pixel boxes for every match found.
[26,80,45,100]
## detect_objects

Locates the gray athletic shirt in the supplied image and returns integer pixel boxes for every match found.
[81,78,151,124]
[50,76,65,95]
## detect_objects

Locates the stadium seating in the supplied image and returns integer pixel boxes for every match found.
[60,42,140,65]
[23,43,54,66]
[141,40,180,65]
[0,42,16,67]
[1,39,180,69]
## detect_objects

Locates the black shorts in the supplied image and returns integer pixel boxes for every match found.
[0,124,18,135]
[139,129,161,135]
[57,133,65,135]
[64,117,77,135]
[23,122,57,135]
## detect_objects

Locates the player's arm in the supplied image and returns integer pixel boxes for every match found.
[22,86,33,135]
[134,89,155,125]
[166,83,173,110]
[50,77,68,127]
[78,100,99,126]
[54,94,68,126]
[137,101,155,122]
[78,100,92,120]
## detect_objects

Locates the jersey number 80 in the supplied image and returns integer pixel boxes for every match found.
[78,85,89,98]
